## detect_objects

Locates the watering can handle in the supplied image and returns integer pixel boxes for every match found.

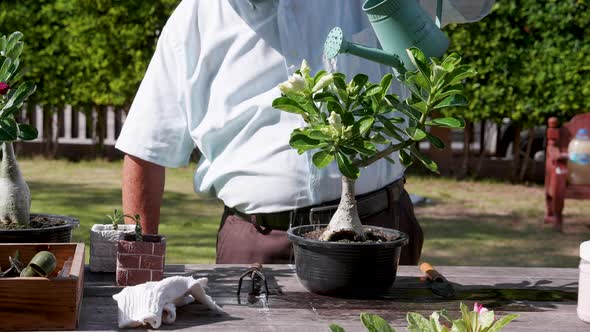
[436,0,443,28]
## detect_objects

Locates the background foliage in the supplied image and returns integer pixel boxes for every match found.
[446,0,589,127]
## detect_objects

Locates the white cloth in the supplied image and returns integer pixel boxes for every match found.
[115,0,492,214]
[112,276,224,329]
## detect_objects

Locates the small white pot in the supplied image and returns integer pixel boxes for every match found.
[90,224,136,272]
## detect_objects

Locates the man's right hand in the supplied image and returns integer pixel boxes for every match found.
[122,154,165,235]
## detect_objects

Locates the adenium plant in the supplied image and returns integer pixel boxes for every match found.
[272,47,476,241]
[0,31,39,226]
[330,302,519,332]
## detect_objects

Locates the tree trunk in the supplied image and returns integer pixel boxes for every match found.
[460,121,473,178]
[319,176,365,241]
[0,142,31,226]
[511,126,522,181]
[519,127,535,181]
[475,125,487,178]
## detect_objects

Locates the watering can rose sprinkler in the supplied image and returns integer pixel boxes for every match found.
[272,0,476,242]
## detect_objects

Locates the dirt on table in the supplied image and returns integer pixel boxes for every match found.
[0,215,66,230]
[303,226,400,243]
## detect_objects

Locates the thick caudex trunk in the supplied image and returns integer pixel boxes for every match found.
[319,176,366,241]
[0,142,31,226]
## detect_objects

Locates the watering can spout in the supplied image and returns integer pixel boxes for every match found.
[324,0,449,70]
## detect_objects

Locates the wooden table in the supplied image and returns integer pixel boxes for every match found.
[81,265,587,331]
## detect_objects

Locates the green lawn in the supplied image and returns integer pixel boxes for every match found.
[18,158,590,267]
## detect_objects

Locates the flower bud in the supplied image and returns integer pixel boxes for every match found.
[327,111,342,133]
[300,59,311,77]
[312,73,334,93]
[278,73,307,95]
[0,82,9,95]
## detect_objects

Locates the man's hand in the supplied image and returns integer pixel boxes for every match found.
[122,155,165,234]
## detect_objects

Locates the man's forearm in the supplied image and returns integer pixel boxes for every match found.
[122,155,165,234]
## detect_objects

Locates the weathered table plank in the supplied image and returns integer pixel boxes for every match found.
[77,265,588,331]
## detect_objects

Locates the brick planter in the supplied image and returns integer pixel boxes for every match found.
[89,224,135,272]
[116,234,166,286]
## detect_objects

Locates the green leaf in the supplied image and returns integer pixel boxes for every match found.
[362,84,383,98]
[405,127,427,141]
[371,133,389,144]
[312,150,334,169]
[329,324,346,332]
[6,41,23,61]
[358,115,375,136]
[0,118,18,141]
[2,80,36,113]
[360,313,395,332]
[443,65,476,87]
[406,312,431,332]
[313,92,339,103]
[411,146,438,173]
[336,151,359,179]
[486,314,519,332]
[307,129,332,141]
[17,123,38,141]
[431,85,463,104]
[313,70,327,85]
[272,97,309,116]
[479,310,495,329]
[451,319,468,332]
[0,57,13,81]
[426,132,445,149]
[433,94,468,109]
[289,134,322,154]
[384,95,421,122]
[384,156,396,164]
[349,74,369,96]
[347,140,376,155]
[426,117,465,129]
[377,115,404,141]
[407,47,431,81]
[379,73,394,99]
[399,149,413,167]
[333,74,347,90]
[327,101,345,115]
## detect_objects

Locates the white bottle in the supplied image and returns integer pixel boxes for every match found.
[568,129,590,185]
[579,241,590,324]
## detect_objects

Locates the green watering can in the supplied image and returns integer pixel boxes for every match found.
[324,0,448,71]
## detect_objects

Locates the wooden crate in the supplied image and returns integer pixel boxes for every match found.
[0,243,85,330]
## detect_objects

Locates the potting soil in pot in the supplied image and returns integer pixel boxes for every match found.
[303,227,400,243]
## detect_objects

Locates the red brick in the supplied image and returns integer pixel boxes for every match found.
[152,242,166,256]
[116,269,128,286]
[126,269,152,286]
[151,270,164,281]
[118,240,154,255]
[140,255,163,270]
[117,254,140,269]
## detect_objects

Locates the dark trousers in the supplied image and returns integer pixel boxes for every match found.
[216,185,423,265]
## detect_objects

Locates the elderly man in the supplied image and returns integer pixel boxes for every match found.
[116,0,493,265]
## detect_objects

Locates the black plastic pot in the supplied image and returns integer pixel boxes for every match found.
[0,213,79,243]
[287,224,408,297]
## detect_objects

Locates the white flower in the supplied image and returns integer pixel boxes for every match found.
[327,111,342,133]
[300,59,311,77]
[278,73,307,95]
[312,73,334,93]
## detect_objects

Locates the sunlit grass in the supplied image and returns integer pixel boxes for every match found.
[16,158,590,267]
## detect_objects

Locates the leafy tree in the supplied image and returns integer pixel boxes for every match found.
[445,0,590,179]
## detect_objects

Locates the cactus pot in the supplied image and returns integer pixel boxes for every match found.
[0,213,78,243]
[116,234,166,286]
[287,224,408,297]
[89,224,136,272]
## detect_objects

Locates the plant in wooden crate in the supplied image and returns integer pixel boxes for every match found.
[277,49,475,296]
[90,209,136,272]
[0,31,79,242]
[116,214,166,286]
[0,243,85,330]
